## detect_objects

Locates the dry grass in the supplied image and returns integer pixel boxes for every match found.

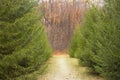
[38,52,104,80]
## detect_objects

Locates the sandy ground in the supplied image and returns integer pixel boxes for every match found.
[38,52,104,80]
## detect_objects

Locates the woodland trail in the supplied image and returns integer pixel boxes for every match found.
[38,51,104,80]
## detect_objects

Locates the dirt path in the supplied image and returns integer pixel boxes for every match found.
[38,52,104,80]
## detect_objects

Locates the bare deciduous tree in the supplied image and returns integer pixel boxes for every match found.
[39,0,87,51]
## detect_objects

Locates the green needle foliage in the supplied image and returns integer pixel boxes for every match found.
[69,0,120,80]
[0,0,52,80]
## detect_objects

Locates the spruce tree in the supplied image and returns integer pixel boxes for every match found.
[69,0,120,80]
[0,0,51,80]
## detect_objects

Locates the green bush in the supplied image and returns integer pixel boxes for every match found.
[69,26,81,58]
[0,0,52,80]
[69,0,120,80]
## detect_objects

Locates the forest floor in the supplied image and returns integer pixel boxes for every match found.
[38,51,104,80]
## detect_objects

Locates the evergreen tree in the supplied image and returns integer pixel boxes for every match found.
[69,0,120,80]
[0,0,51,80]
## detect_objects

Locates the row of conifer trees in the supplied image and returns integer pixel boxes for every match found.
[0,0,52,80]
[69,0,120,80]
